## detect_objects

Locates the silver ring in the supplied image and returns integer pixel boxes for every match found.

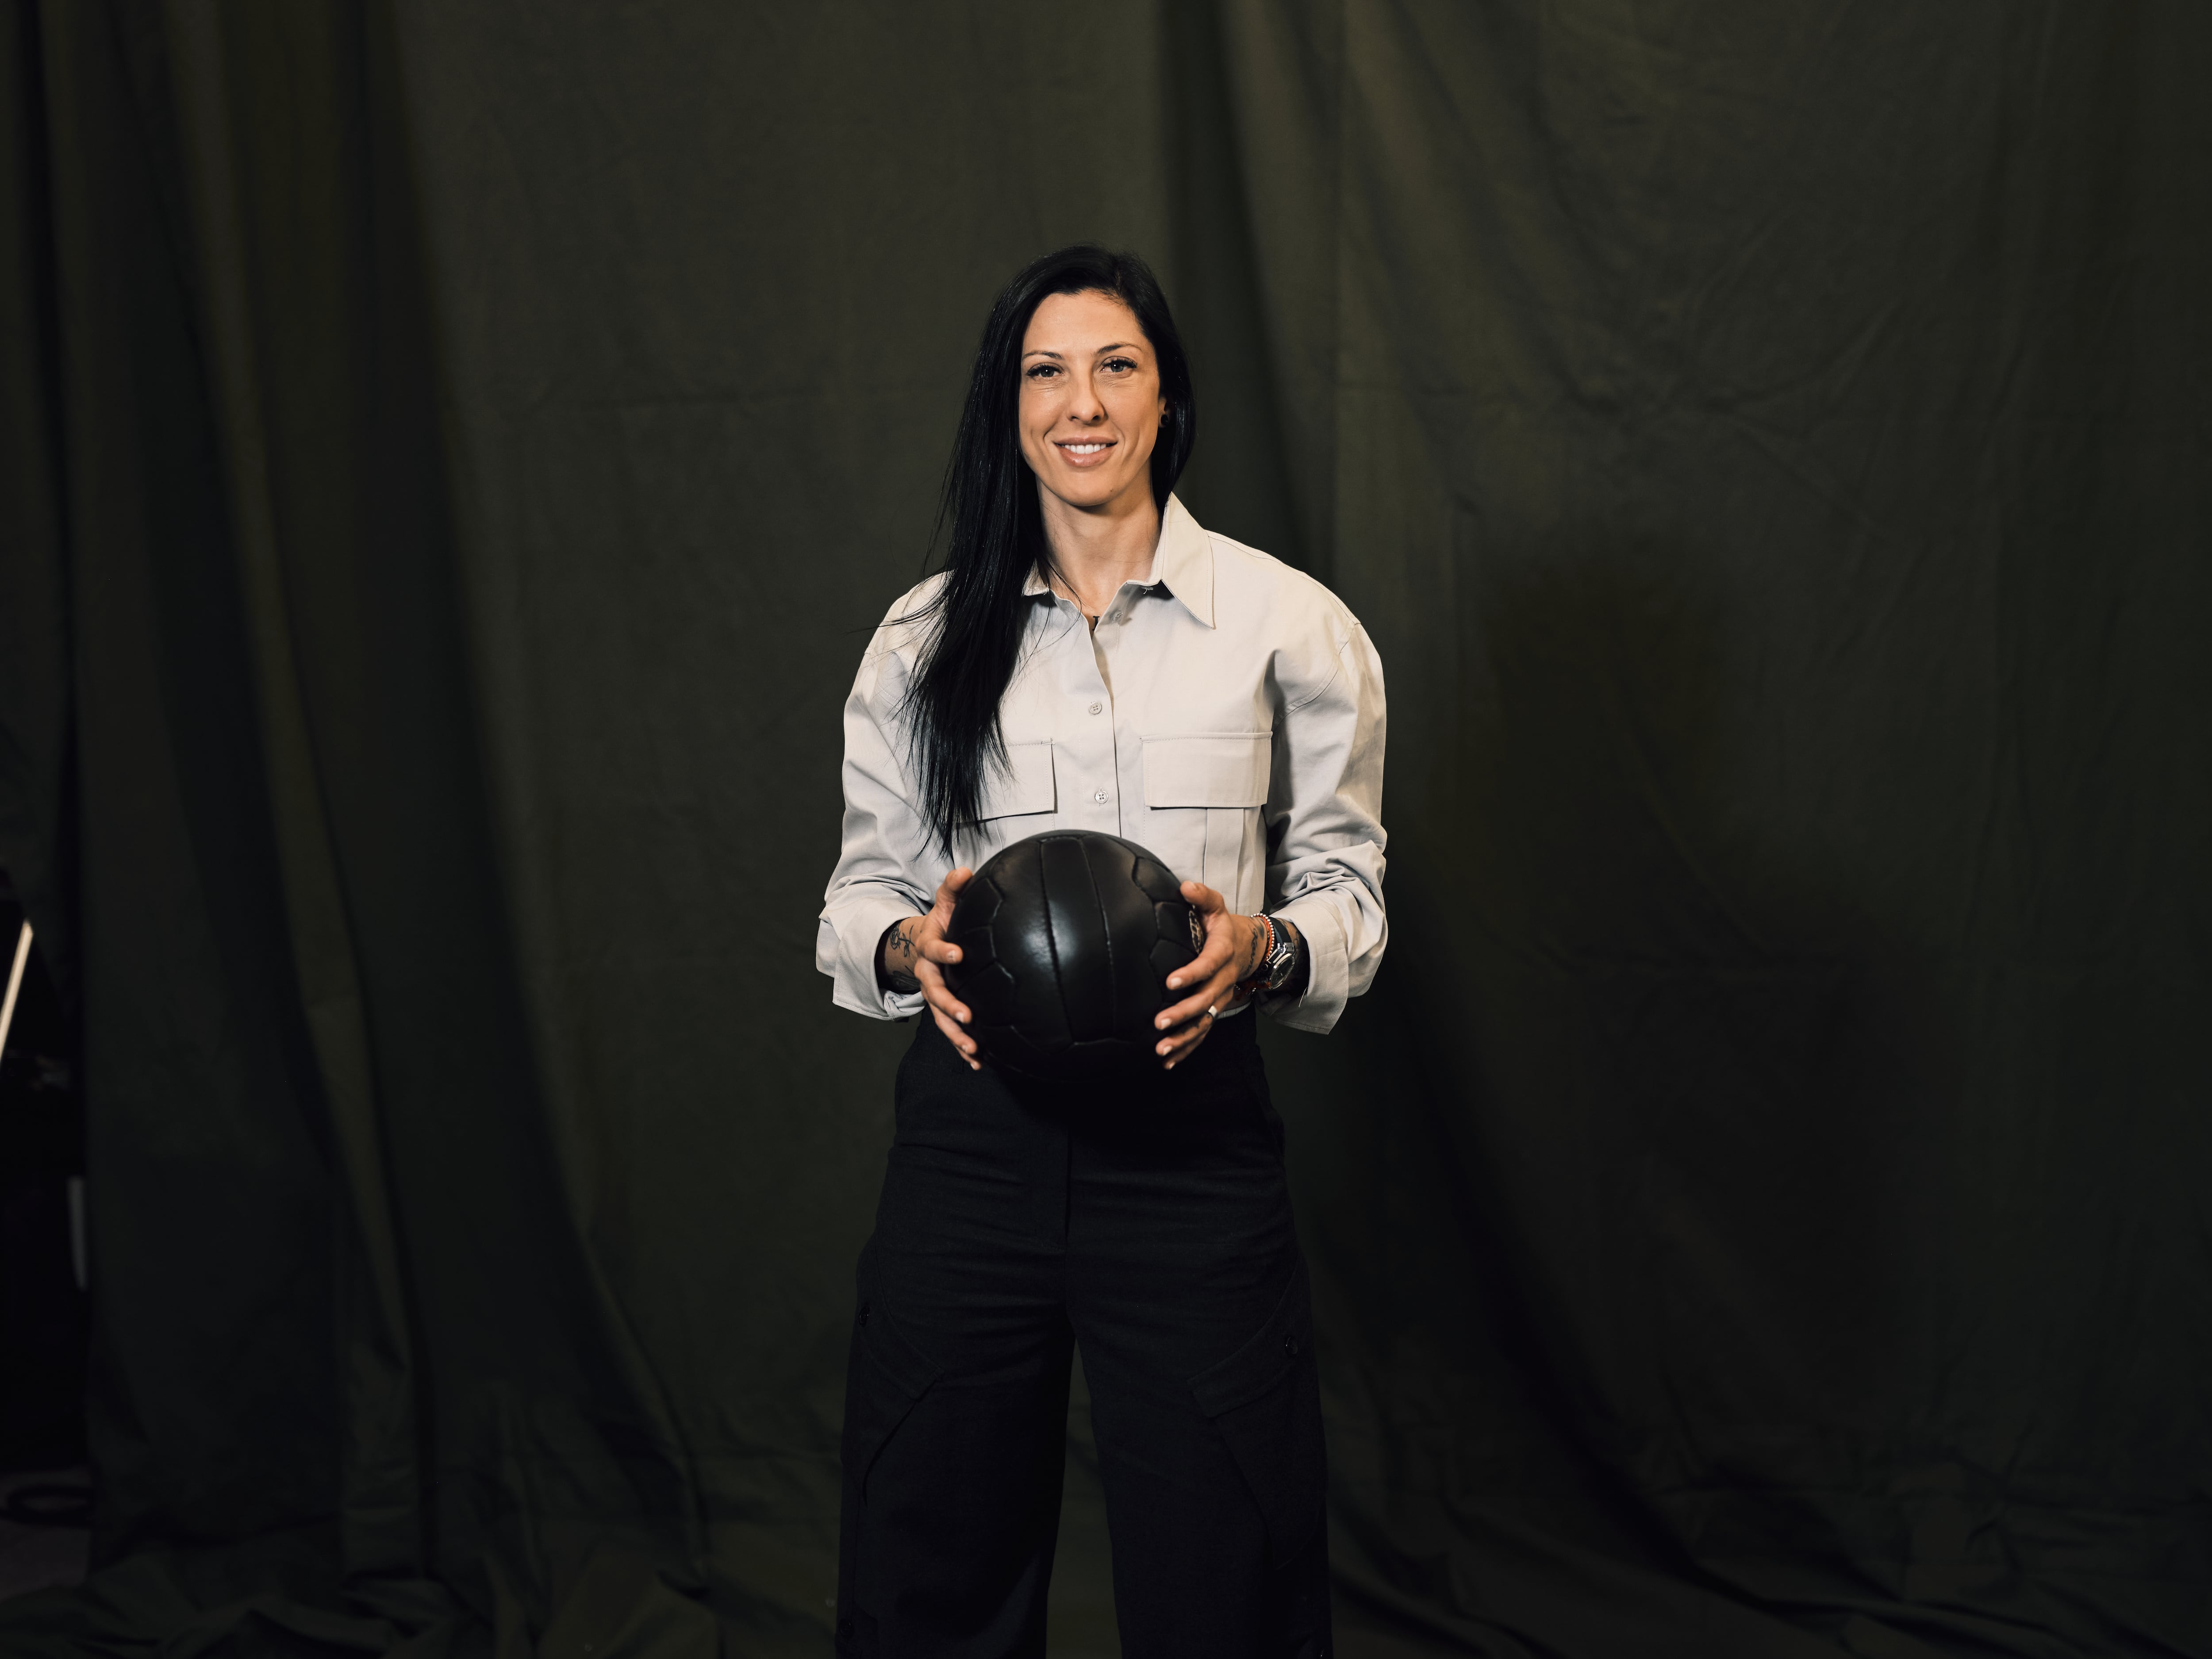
[1204,1005,1219,1022]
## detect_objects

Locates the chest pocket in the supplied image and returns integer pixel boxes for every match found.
[979,740,1057,822]
[1141,733,1272,903]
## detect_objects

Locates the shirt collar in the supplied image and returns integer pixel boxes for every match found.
[1152,495,1215,627]
[1020,494,1216,628]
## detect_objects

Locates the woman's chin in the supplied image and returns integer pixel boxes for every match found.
[1039,467,1150,514]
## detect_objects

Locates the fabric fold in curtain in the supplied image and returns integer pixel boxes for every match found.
[0,1,2205,1655]
[3,2,721,1650]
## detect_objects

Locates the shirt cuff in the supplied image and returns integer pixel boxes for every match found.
[1263,897,1349,1034]
[818,899,928,1021]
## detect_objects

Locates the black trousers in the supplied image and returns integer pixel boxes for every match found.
[835,1015,1331,1659]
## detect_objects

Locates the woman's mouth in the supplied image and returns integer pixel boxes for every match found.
[1055,439,1116,465]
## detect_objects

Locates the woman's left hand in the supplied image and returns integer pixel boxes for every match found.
[1154,881,1268,1068]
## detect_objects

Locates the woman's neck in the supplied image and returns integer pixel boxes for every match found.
[1038,487,1162,618]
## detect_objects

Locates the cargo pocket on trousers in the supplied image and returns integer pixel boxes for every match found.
[837,1239,941,1640]
[1187,1260,1328,1573]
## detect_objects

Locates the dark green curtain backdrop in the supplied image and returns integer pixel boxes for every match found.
[2,2,2206,1655]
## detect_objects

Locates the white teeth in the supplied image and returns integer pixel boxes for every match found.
[1064,443,1107,455]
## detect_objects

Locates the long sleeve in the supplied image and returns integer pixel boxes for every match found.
[817,627,933,1020]
[1263,621,1389,1034]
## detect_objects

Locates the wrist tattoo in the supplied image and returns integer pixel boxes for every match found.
[1243,916,1270,979]
[878,917,923,994]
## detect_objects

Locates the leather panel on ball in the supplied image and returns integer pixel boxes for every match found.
[1040,834,1110,1043]
[1002,839,1068,1051]
[1098,845,1160,1041]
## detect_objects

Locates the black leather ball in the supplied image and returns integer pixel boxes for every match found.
[943,830,1202,1079]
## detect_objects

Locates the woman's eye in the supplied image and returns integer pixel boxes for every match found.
[1102,357,1135,373]
[1025,364,1058,380]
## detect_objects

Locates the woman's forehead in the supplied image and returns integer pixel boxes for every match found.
[1022,289,1147,356]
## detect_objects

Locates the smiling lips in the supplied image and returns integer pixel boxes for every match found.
[1055,438,1117,466]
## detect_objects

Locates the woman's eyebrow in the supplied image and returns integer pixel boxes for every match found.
[1021,343,1144,361]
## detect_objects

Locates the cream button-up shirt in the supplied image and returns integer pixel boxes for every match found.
[817,495,1387,1035]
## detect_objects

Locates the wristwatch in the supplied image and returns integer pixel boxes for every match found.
[1245,914,1302,996]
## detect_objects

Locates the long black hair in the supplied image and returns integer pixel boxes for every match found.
[900,245,1196,859]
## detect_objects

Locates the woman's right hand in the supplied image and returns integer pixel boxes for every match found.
[879,868,981,1070]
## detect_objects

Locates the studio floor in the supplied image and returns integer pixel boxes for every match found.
[0,1452,1435,1656]
[0,1467,90,1609]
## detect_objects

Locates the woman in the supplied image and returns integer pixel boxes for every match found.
[818,245,1386,1658]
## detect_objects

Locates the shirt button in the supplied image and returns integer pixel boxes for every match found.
[1092,789,1108,805]
[1088,702,1103,715]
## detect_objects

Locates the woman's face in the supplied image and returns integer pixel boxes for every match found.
[1018,289,1167,516]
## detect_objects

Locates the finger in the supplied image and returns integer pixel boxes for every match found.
[928,869,973,932]
[1156,1013,1208,1056]
[1156,972,1240,1034]
[1170,903,1261,992]
[930,1002,979,1066]
[1165,918,1246,991]
[1179,879,1225,912]
[1159,954,1244,1023]
[918,934,964,964]
[1165,933,1239,992]
[1158,989,1229,1033]
[1161,1016,1214,1068]
[917,960,972,1026]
